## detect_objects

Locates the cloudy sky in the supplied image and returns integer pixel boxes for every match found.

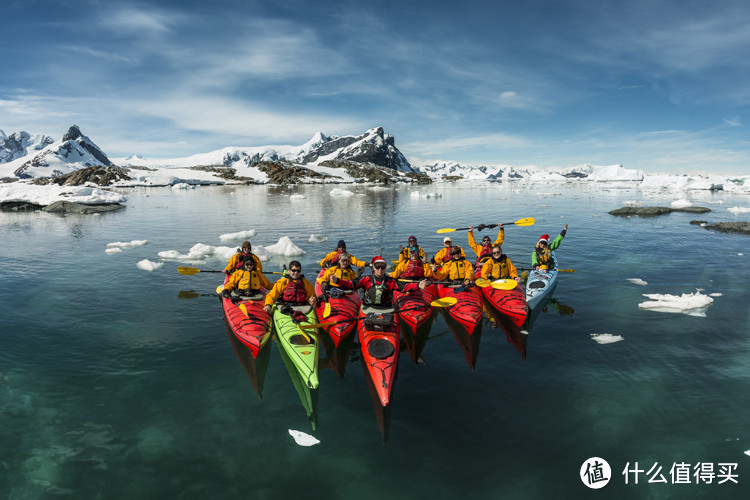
[2,0,749,174]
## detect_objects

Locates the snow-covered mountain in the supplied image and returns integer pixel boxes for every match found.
[1,125,112,179]
[0,131,54,164]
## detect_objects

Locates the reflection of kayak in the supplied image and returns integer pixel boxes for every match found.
[359,305,400,407]
[225,323,272,400]
[393,283,437,364]
[273,304,320,389]
[437,285,483,336]
[219,276,271,358]
[481,283,528,327]
[314,269,361,347]
[525,268,558,310]
[276,334,319,430]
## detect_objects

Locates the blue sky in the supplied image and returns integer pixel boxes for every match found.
[2,0,749,175]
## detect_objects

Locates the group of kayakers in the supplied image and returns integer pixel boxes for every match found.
[220,223,568,312]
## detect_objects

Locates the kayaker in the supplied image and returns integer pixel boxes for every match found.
[224,240,263,275]
[222,258,271,299]
[467,224,504,269]
[397,236,426,264]
[432,246,473,285]
[317,252,363,299]
[337,256,402,307]
[263,260,317,313]
[433,236,466,267]
[319,240,368,268]
[481,244,520,282]
[390,247,432,292]
[532,224,568,270]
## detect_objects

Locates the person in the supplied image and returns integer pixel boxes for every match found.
[532,224,568,270]
[263,260,317,313]
[337,256,402,307]
[481,244,519,282]
[222,257,271,300]
[432,245,473,285]
[397,235,426,264]
[319,240,368,268]
[433,236,466,268]
[317,252,363,299]
[390,246,432,291]
[224,240,263,275]
[467,224,504,270]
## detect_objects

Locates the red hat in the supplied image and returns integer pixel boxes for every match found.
[371,255,387,265]
[408,235,417,242]
[539,234,549,244]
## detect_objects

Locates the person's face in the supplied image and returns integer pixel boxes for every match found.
[339,258,350,268]
[492,248,502,258]
[444,240,452,247]
[289,265,301,277]
[244,261,255,270]
[539,241,547,248]
[450,249,461,260]
[242,246,251,254]
[337,245,346,252]
[373,262,386,275]
[482,237,491,246]
[409,251,418,261]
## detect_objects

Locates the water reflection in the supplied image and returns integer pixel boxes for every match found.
[275,337,319,430]
[225,320,271,400]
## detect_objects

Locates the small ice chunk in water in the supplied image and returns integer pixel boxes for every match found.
[627,278,647,286]
[591,333,624,344]
[289,429,320,446]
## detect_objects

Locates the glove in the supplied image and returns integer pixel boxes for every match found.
[222,290,231,299]
[364,262,371,268]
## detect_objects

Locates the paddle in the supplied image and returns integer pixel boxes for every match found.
[275,306,313,343]
[475,278,518,290]
[300,297,458,330]
[178,290,220,299]
[437,217,535,234]
[178,266,287,276]
[517,267,575,273]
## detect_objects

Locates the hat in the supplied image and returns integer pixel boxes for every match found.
[241,240,251,249]
[539,234,549,244]
[371,255,387,266]
[443,236,452,243]
[337,240,346,248]
[408,235,417,242]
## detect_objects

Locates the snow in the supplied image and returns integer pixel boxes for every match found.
[171,182,195,190]
[591,333,624,344]
[264,236,306,256]
[218,230,257,242]
[308,234,327,243]
[107,240,148,249]
[158,243,240,262]
[137,259,163,272]
[0,183,126,206]
[727,206,750,214]
[586,164,644,182]
[288,429,320,446]
[290,194,306,200]
[627,278,648,286]
[670,198,692,208]
[329,188,354,197]
[637,290,714,317]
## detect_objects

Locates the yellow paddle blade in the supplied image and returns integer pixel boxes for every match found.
[491,279,518,290]
[216,285,224,294]
[299,321,335,330]
[177,290,200,299]
[177,266,201,275]
[436,228,456,234]
[238,303,250,319]
[557,269,575,273]
[323,301,332,318]
[296,324,312,343]
[513,217,535,227]
[475,278,491,288]
[431,297,457,307]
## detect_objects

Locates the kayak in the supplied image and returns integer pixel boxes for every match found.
[393,282,437,364]
[525,268,559,310]
[359,304,400,407]
[219,276,272,358]
[481,283,528,328]
[224,322,272,400]
[272,304,320,389]
[437,285,484,337]
[314,268,361,347]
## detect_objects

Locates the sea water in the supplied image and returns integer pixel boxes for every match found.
[1,183,749,498]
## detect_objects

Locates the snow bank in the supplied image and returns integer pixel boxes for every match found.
[587,164,644,182]
[0,182,126,205]
[290,194,306,200]
[219,230,257,242]
[591,333,624,344]
[171,183,195,190]
[637,290,714,317]
[264,236,306,256]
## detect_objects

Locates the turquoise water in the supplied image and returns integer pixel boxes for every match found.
[1,183,749,498]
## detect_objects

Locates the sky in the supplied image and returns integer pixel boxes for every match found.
[1,0,749,175]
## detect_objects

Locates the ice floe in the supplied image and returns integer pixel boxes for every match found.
[137,259,163,271]
[171,183,195,190]
[107,240,148,250]
[264,236,306,256]
[627,278,648,286]
[637,290,714,317]
[219,230,257,242]
[158,243,240,262]
[290,194,307,200]
[308,234,327,243]
[0,182,126,205]
[329,188,354,197]
[727,206,750,214]
[591,333,624,344]
[670,198,692,208]
[288,429,320,446]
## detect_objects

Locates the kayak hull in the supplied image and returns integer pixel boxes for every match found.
[437,285,484,337]
[220,276,271,358]
[393,282,437,364]
[525,269,559,310]
[481,283,529,328]
[314,269,361,347]
[358,305,400,407]
[273,305,320,389]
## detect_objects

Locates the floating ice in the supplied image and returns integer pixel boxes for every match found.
[0,182,127,205]
[638,290,714,317]
[591,333,624,344]
[745,450,750,456]
[309,234,327,243]
[410,191,442,199]
[710,293,723,297]
[265,236,306,256]
[107,240,147,250]
[290,194,306,200]
[158,243,238,262]
[137,259,163,271]
[105,248,122,254]
[671,198,692,208]
[329,188,354,197]
[623,200,645,207]
[627,278,648,286]
[288,429,320,446]
[219,230,257,242]
[171,183,195,190]
[727,206,750,214]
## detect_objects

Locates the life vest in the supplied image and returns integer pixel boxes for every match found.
[486,255,512,279]
[234,269,262,293]
[535,248,554,268]
[281,277,308,304]
[402,260,425,278]
[441,246,454,264]
[476,245,493,266]
[366,277,392,307]
[445,258,471,280]
[327,266,356,287]
[329,250,345,265]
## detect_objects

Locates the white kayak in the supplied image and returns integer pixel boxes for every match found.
[525,268,558,310]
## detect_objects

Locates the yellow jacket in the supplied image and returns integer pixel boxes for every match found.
[434,245,466,266]
[224,268,271,293]
[397,245,426,264]
[224,252,263,274]
[264,276,316,307]
[480,255,518,280]
[319,251,366,268]
[435,258,474,281]
[468,229,504,261]
[390,259,434,279]
[317,266,359,287]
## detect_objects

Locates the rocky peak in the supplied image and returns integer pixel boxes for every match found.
[62,125,83,142]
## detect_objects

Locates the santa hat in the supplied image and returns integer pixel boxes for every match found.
[371,255,387,266]
[539,234,550,244]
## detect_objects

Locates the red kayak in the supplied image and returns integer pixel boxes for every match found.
[359,305,400,407]
[437,285,484,337]
[481,283,528,328]
[219,275,272,359]
[393,282,437,364]
[314,268,361,347]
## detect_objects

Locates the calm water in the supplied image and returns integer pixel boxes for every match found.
[1,183,749,499]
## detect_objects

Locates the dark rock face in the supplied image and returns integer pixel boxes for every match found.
[255,161,328,185]
[61,125,113,166]
[609,206,711,216]
[32,166,131,186]
[701,222,750,235]
[42,201,125,214]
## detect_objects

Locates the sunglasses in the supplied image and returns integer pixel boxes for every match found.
[492,251,501,255]
[444,242,452,245]
[451,252,461,256]
[373,264,386,270]
[289,268,301,272]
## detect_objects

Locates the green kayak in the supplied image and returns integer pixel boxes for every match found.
[272,304,320,389]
